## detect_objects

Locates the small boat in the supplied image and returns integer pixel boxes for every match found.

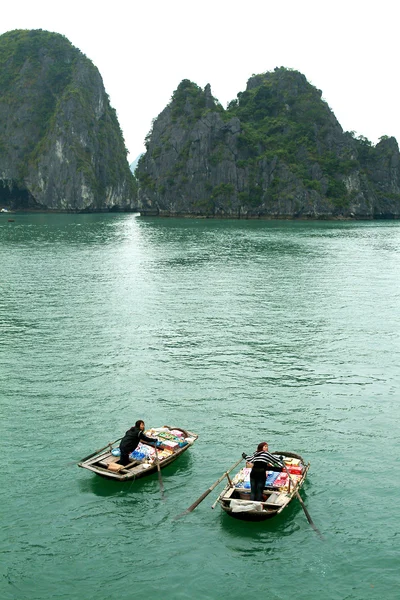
[217,451,310,521]
[78,425,198,481]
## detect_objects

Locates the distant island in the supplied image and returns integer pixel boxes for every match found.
[136,69,400,219]
[130,154,143,176]
[1,30,399,218]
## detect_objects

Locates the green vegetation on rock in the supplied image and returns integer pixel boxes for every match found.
[0,29,136,211]
[136,67,400,218]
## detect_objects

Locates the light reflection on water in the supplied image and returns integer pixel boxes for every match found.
[1,214,400,599]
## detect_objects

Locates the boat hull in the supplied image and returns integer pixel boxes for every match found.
[220,506,280,521]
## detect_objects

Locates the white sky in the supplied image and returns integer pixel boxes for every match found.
[1,0,398,163]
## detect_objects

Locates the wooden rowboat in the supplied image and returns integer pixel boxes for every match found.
[217,451,310,521]
[78,425,198,482]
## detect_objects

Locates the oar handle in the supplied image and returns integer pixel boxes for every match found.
[78,438,122,463]
[176,456,243,518]
[205,457,243,495]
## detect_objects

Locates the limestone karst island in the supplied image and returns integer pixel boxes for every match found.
[1,29,400,219]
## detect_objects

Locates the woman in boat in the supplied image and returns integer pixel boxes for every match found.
[242,442,284,501]
[118,420,159,465]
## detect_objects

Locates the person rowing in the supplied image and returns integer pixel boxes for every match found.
[118,420,159,466]
[242,442,284,501]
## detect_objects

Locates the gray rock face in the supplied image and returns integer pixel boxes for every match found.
[137,93,245,216]
[370,137,400,217]
[137,70,400,218]
[0,29,136,211]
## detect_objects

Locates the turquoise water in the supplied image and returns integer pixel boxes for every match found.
[1,214,399,599]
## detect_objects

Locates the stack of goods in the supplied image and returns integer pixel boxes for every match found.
[158,431,188,448]
[128,442,171,463]
[232,468,252,489]
[232,458,304,492]
[265,471,281,486]
[283,457,303,475]
[271,472,302,489]
[152,448,172,460]
[270,457,304,491]
[270,472,289,488]
[145,427,189,450]
[160,439,179,450]
[170,429,184,437]
[130,442,156,461]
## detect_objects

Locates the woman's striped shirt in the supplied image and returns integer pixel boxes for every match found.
[244,450,284,467]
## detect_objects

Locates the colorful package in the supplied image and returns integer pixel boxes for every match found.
[160,439,178,448]
[170,429,184,437]
[265,471,280,485]
[272,473,289,487]
[130,442,156,460]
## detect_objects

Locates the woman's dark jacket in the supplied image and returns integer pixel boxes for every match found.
[119,426,155,455]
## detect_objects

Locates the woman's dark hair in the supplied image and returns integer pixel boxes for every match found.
[135,420,144,428]
[257,441,267,451]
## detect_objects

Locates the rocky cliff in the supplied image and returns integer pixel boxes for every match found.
[136,68,400,218]
[0,29,136,211]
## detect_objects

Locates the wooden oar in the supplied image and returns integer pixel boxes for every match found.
[78,438,122,463]
[175,457,243,518]
[283,464,324,540]
[154,445,165,500]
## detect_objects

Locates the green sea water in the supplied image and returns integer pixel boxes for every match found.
[1,213,399,600]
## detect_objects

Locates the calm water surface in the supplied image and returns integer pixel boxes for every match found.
[1,214,399,600]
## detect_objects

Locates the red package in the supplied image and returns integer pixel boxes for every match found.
[273,473,288,487]
[287,465,303,475]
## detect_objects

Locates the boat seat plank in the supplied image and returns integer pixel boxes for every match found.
[86,452,113,466]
